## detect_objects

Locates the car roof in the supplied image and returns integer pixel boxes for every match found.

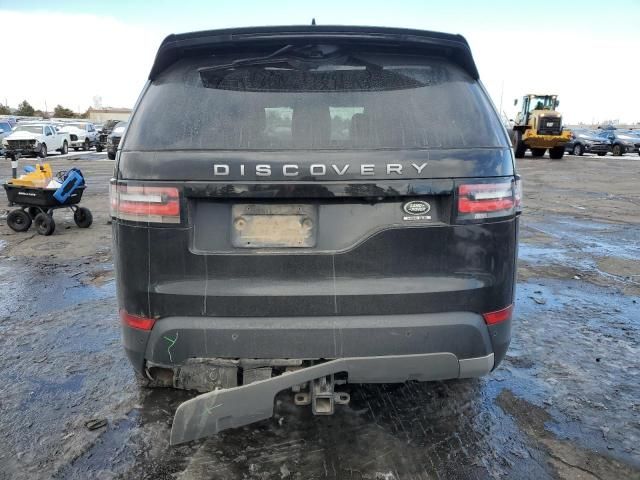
[149,25,479,81]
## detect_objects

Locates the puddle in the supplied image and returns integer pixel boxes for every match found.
[523,216,640,261]
[0,259,115,319]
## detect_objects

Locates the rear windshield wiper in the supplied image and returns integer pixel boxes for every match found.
[198,45,296,73]
[198,45,381,73]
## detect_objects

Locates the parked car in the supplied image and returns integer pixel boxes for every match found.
[112,25,520,445]
[106,121,127,160]
[597,129,640,156]
[0,121,13,155]
[0,116,17,128]
[565,129,611,156]
[59,122,98,151]
[2,123,70,158]
[97,119,122,154]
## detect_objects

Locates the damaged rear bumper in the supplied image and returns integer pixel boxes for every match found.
[124,311,511,373]
[170,351,494,444]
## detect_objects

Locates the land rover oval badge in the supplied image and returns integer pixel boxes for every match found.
[403,200,431,215]
[402,200,432,221]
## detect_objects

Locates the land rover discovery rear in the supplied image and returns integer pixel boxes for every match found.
[111,26,520,444]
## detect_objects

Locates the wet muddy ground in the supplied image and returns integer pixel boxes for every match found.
[0,152,639,479]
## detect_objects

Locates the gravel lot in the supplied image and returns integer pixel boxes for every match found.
[0,151,639,479]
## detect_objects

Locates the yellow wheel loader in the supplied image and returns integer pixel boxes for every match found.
[510,94,571,160]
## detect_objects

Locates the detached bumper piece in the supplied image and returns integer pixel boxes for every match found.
[169,352,494,445]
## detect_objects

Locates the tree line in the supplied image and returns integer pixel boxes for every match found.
[0,100,86,118]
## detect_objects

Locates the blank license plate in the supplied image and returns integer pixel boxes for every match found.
[231,204,317,248]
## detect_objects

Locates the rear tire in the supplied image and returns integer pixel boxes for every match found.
[7,209,32,232]
[107,151,116,160]
[34,213,55,236]
[531,148,546,157]
[73,147,79,151]
[60,141,68,155]
[39,143,47,158]
[82,139,89,151]
[549,146,565,160]
[95,144,103,152]
[612,144,623,156]
[597,152,607,156]
[572,144,584,156]
[513,131,526,158]
[73,207,93,228]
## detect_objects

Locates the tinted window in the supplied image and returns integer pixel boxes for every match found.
[125,52,507,151]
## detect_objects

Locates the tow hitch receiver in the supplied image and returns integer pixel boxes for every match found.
[170,352,463,445]
[293,374,351,415]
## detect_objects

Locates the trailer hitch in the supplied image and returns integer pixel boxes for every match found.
[169,352,466,445]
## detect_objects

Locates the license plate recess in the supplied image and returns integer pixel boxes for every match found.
[231,204,317,248]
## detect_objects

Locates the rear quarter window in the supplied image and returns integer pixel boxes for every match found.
[124,52,507,151]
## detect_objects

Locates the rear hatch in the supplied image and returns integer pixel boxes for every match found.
[113,27,518,320]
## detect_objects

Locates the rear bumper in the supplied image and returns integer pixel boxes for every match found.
[170,350,495,444]
[123,311,511,378]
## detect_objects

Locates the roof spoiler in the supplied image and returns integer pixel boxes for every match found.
[148,25,479,81]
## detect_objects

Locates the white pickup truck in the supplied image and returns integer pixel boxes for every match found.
[2,123,70,158]
[59,122,98,151]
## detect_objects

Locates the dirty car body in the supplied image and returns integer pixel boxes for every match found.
[111,26,520,444]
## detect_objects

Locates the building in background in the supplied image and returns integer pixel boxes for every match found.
[87,107,132,123]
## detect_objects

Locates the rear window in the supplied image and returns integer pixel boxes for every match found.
[125,50,507,151]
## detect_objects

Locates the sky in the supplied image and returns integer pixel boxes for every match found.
[1,0,639,124]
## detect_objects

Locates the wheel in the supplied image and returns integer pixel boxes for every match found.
[549,146,565,160]
[572,143,583,156]
[597,152,607,156]
[531,148,546,157]
[612,144,623,156]
[82,139,90,151]
[73,207,93,228]
[513,131,526,158]
[7,209,32,232]
[95,144,103,152]
[60,141,68,155]
[39,143,47,158]
[34,213,55,236]
[107,151,116,160]
[73,147,79,151]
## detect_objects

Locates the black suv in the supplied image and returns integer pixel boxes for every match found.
[111,26,520,444]
[597,129,640,156]
[96,119,121,153]
[565,128,611,156]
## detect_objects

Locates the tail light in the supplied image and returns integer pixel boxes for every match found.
[120,310,156,331]
[514,176,523,213]
[456,178,521,221]
[110,183,180,224]
[482,305,513,325]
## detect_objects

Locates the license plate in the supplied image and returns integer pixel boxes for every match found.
[231,204,317,248]
[546,122,554,127]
